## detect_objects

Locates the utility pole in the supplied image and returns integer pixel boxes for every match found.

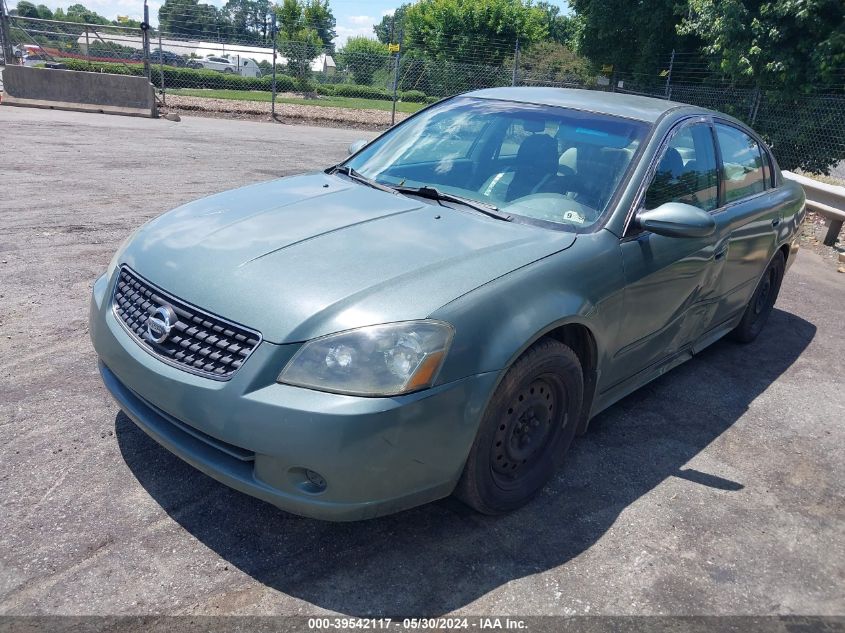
[0,0,14,65]
[511,38,520,87]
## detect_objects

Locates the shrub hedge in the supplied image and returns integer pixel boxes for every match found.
[56,59,432,103]
[58,58,297,92]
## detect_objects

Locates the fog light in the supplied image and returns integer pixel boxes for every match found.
[288,467,328,494]
[305,469,327,490]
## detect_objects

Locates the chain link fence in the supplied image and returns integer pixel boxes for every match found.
[3,12,843,183]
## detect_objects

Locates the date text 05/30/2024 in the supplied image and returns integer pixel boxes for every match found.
[307,618,528,630]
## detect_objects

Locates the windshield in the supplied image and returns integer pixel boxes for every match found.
[345,97,649,229]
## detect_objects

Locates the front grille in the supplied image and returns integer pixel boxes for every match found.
[112,266,261,380]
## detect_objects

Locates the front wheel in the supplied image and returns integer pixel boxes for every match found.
[729,250,785,343]
[454,339,583,514]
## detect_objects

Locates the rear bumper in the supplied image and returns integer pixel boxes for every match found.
[90,272,497,521]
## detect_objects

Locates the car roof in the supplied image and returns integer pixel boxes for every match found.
[465,87,706,123]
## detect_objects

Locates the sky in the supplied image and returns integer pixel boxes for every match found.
[25,0,569,46]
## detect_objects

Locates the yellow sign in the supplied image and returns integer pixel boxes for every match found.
[116,15,130,22]
[388,43,400,53]
[601,64,613,74]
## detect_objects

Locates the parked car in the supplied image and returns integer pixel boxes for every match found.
[130,48,187,67]
[90,88,805,521]
[198,55,238,73]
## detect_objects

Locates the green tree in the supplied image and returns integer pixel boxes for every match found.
[337,36,389,85]
[679,0,845,90]
[303,0,336,50]
[403,0,549,66]
[535,1,575,47]
[373,4,409,44]
[223,0,273,43]
[15,1,40,18]
[516,40,589,84]
[65,3,110,24]
[158,0,222,38]
[275,0,324,87]
[678,0,845,174]
[570,0,700,78]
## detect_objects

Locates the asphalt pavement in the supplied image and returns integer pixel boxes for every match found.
[0,106,843,618]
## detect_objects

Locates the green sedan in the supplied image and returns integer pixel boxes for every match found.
[89,88,805,520]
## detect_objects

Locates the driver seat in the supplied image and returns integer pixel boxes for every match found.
[506,134,559,202]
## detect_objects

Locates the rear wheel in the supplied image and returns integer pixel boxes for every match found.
[729,250,785,343]
[455,339,583,514]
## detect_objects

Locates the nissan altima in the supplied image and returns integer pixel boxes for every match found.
[89,87,805,520]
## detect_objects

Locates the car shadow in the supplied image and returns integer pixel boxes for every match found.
[115,307,815,616]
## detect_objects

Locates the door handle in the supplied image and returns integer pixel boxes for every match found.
[772,217,781,227]
[714,245,728,260]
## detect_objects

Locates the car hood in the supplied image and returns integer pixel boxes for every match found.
[120,172,576,343]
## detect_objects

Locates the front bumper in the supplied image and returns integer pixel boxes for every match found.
[90,272,497,521]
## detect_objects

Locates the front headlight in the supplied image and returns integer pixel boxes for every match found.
[278,320,454,396]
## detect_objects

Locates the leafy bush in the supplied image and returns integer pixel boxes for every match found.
[399,89,426,103]
[57,58,297,92]
[56,58,434,104]
[331,83,393,101]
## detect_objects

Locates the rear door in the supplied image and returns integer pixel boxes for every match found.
[606,118,728,387]
[710,121,782,323]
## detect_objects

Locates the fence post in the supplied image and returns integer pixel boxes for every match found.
[511,38,520,86]
[84,26,90,68]
[141,0,151,83]
[391,49,400,125]
[664,49,674,100]
[158,30,165,104]
[0,1,13,65]
[271,10,277,119]
[749,86,761,126]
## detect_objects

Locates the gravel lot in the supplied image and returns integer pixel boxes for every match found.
[0,106,843,619]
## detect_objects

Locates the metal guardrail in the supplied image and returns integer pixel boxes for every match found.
[783,171,845,246]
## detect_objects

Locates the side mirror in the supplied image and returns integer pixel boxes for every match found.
[348,139,368,156]
[635,202,716,238]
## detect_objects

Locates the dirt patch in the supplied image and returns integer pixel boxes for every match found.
[160,94,410,131]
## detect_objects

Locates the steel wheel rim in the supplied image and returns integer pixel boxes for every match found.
[491,374,566,488]
[754,268,775,316]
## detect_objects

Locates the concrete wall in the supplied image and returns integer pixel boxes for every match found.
[1,66,157,118]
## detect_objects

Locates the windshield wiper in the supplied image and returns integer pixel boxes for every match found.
[329,165,398,195]
[393,185,512,222]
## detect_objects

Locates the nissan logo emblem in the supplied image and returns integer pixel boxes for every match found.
[146,305,177,344]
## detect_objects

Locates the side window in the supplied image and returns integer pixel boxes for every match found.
[645,123,718,211]
[715,123,766,202]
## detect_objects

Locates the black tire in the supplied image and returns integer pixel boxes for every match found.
[454,339,583,514]
[729,250,785,343]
